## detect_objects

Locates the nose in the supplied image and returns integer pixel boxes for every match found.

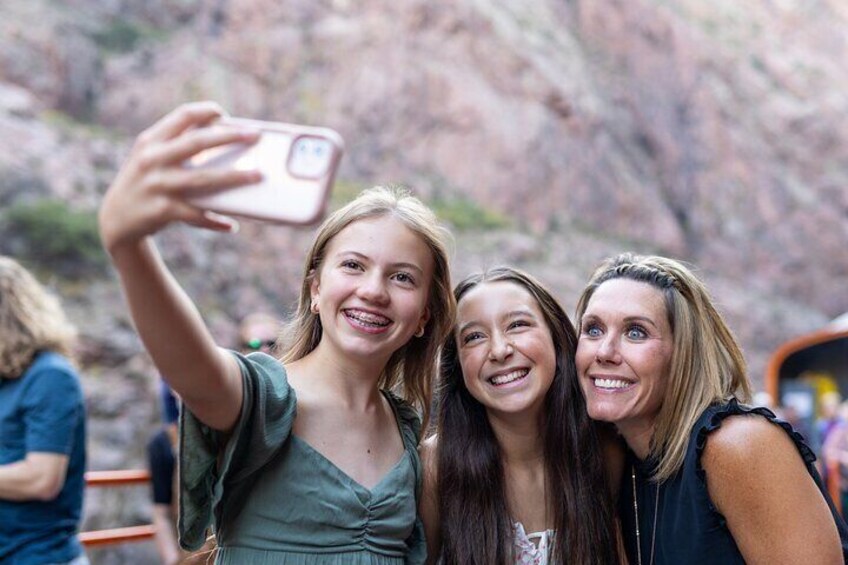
[356,271,390,305]
[595,334,621,364]
[488,332,514,362]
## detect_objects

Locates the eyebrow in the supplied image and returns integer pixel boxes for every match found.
[582,313,660,329]
[457,309,537,335]
[334,250,425,276]
[503,308,536,320]
[623,315,660,329]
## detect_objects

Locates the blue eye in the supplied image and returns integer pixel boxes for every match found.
[627,326,647,340]
[584,324,602,338]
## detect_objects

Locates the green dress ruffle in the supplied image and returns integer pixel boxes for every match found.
[178,352,426,564]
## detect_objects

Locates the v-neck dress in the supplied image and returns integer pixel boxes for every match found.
[178,352,426,564]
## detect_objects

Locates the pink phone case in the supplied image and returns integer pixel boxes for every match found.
[187,117,344,225]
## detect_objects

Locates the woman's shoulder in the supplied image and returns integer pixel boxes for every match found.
[241,350,287,374]
[693,398,813,452]
[27,350,76,375]
[702,413,790,463]
[21,351,81,393]
[214,350,296,429]
[236,351,292,390]
[694,403,845,563]
[696,410,808,529]
[697,400,816,481]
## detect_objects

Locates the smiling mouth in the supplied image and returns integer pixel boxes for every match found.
[591,377,633,390]
[488,369,529,386]
[343,309,392,329]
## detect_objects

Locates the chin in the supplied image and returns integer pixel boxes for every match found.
[585,404,621,424]
[487,397,545,418]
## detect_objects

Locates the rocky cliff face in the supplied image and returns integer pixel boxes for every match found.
[1,0,846,561]
[6,0,845,306]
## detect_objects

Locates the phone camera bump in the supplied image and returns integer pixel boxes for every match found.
[289,136,332,179]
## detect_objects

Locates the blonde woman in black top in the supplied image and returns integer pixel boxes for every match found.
[575,253,847,564]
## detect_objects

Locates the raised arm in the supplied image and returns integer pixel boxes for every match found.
[703,414,843,565]
[99,102,262,431]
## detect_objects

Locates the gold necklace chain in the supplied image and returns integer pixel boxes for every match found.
[631,465,660,565]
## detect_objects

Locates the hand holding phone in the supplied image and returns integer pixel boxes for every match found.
[187,117,344,226]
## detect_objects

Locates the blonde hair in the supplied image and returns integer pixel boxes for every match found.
[280,185,456,429]
[0,256,77,378]
[575,253,751,482]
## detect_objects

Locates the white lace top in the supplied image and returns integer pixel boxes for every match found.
[512,522,555,565]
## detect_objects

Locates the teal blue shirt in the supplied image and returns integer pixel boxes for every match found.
[179,352,426,564]
[0,352,86,564]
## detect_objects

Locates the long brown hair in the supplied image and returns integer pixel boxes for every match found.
[575,253,751,481]
[279,184,456,430]
[0,256,76,378]
[434,267,619,564]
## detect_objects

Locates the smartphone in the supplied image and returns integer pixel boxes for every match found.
[187,117,344,225]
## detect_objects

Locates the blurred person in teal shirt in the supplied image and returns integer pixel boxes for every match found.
[0,256,88,565]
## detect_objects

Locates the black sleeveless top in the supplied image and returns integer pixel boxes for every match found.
[617,399,848,564]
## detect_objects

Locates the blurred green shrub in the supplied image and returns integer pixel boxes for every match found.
[0,199,107,277]
[329,179,369,210]
[91,20,142,52]
[91,20,165,53]
[431,194,510,231]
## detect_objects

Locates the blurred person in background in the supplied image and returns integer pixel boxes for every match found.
[817,391,843,472]
[147,381,182,565]
[575,253,848,564]
[818,392,844,442]
[0,256,88,565]
[237,312,279,355]
[824,400,848,521]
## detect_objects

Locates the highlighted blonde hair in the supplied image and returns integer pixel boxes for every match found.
[575,253,751,482]
[0,256,77,378]
[280,185,456,428]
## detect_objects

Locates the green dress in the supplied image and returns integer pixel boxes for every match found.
[178,352,426,564]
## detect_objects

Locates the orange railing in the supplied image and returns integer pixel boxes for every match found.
[81,470,156,547]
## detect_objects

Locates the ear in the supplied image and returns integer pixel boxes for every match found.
[418,306,431,332]
[310,274,320,302]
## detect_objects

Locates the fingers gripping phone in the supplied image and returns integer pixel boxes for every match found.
[187,117,344,225]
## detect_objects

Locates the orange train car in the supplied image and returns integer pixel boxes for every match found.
[764,314,848,512]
